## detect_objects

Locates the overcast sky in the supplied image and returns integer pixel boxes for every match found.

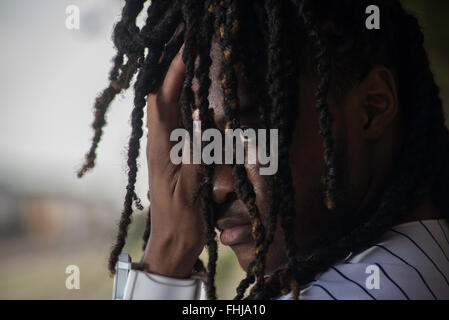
[0,0,150,208]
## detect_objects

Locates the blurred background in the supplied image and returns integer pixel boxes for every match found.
[0,0,447,299]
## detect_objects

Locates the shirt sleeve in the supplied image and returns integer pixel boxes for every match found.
[123,269,206,300]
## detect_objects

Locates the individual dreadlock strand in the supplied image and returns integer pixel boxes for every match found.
[233,165,267,295]
[139,2,184,93]
[156,27,186,86]
[216,0,258,299]
[234,260,256,300]
[132,192,144,211]
[234,174,280,300]
[77,54,141,179]
[113,0,173,57]
[230,3,280,298]
[259,0,302,298]
[196,1,215,125]
[242,177,281,299]
[108,9,185,275]
[298,0,337,211]
[108,71,148,274]
[112,0,146,54]
[179,0,200,133]
[195,0,219,300]
[109,0,147,81]
[139,0,176,44]
[218,0,239,127]
[109,57,175,274]
[249,268,284,300]
[121,0,146,25]
[217,0,268,298]
[109,53,125,82]
[233,69,280,299]
[199,167,218,299]
[229,2,267,293]
[77,1,148,178]
[78,0,171,178]
[255,0,284,280]
[216,1,256,299]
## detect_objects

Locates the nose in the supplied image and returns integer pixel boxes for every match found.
[212,164,236,204]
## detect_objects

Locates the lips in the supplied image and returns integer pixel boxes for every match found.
[217,219,253,246]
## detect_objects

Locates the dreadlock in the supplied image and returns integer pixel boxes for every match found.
[250,0,449,299]
[79,0,449,300]
[195,0,219,300]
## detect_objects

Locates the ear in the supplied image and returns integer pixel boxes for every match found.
[359,67,399,139]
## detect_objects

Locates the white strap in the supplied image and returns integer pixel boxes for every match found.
[113,253,131,300]
[123,269,205,300]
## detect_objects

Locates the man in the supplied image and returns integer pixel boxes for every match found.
[79,0,449,300]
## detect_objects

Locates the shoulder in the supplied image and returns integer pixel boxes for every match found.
[299,219,449,300]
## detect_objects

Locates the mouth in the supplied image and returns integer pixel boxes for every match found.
[217,220,253,246]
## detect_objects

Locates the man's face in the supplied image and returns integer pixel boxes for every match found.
[195,40,351,273]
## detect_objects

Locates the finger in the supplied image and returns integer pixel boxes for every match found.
[159,43,186,106]
[147,46,188,188]
[146,45,204,201]
[147,45,186,136]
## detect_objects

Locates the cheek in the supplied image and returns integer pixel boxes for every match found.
[265,217,288,273]
[291,75,327,201]
[336,100,371,210]
[290,110,325,200]
[245,163,270,218]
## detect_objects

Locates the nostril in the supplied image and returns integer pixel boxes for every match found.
[224,192,237,204]
[212,182,237,204]
[212,191,238,224]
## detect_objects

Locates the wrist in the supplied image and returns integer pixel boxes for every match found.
[143,240,201,279]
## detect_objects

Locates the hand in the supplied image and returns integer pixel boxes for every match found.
[143,46,205,279]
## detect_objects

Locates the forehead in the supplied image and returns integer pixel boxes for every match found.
[192,39,256,126]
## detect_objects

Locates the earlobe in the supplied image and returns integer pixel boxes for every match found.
[361,67,399,139]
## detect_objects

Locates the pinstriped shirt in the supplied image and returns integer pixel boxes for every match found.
[279,219,449,300]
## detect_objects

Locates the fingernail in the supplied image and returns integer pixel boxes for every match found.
[192,109,200,121]
[179,43,185,55]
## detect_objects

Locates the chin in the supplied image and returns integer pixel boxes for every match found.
[229,242,255,271]
[230,241,287,275]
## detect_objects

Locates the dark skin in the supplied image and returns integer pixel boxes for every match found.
[142,41,439,279]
